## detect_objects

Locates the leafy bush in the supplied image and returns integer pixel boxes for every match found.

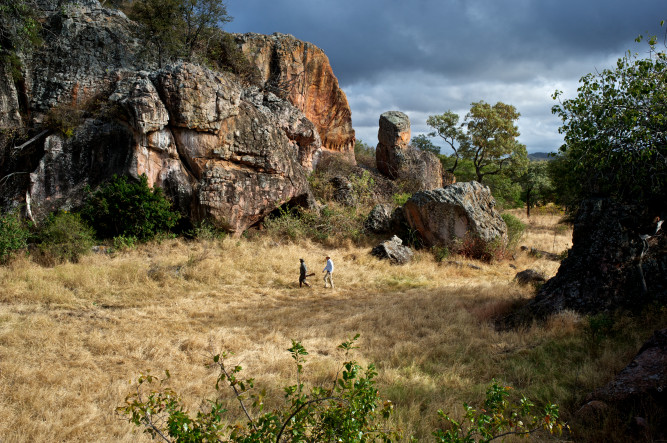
[501,213,525,252]
[34,211,95,265]
[43,103,85,138]
[82,174,180,242]
[433,380,567,442]
[112,235,138,251]
[0,208,29,264]
[263,205,365,245]
[119,335,399,442]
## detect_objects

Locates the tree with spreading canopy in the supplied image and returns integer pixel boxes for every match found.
[551,24,667,209]
[518,161,554,217]
[426,102,528,183]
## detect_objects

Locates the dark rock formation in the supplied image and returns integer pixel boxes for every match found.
[375,111,442,190]
[402,182,507,248]
[572,328,667,441]
[235,32,355,158]
[330,175,356,207]
[364,204,392,233]
[513,269,547,286]
[501,199,666,325]
[371,235,414,265]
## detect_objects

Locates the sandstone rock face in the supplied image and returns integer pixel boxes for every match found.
[371,235,414,265]
[402,182,507,248]
[376,111,442,190]
[235,33,355,158]
[1,2,334,234]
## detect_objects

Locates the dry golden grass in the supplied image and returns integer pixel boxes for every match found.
[0,213,662,441]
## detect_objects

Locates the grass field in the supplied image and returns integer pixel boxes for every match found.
[0,210,663,441]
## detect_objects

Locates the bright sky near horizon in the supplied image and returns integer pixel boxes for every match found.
[226,1,666,154]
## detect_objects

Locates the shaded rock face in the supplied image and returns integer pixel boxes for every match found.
[0,2,333,234]
[235,32,355,158]
[371,235,414,265]
[573,328,667,441]
[364,204,392,234]
[502,199,667,324]
[376,111,442,190]
[330,176,356,207]
[403,182,507,248]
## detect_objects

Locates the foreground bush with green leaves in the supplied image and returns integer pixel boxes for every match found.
[119,335,399,442]
[119,336,566,442]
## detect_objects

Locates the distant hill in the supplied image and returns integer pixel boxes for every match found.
[528,152,555,161]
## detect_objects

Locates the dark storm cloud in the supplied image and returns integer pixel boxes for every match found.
[226,0,666,152]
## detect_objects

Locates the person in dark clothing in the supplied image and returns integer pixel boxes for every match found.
[299,258,312,287]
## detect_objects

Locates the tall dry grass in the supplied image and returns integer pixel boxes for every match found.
[0,213,662,441]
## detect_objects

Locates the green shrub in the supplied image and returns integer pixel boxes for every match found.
[119,335,399,442]
[433,380,567,442]
[43,103,85,138]
[82,174,180,242]
[112,235,138,251]
[35,211,95,265]
[0,208,29,264]
[392,192,411,206]
[501,213,526,252]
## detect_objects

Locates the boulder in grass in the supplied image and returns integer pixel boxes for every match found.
[371,235,414,265]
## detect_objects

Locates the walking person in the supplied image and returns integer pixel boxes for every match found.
[299,258,313,287]
[322,256,334,288]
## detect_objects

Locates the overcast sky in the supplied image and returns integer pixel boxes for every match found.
[226,1,665,154]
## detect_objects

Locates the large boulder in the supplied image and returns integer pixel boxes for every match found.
[235,32,355,159]
[402,182,507,248]
[500,199,667,326]
[364,204,392,233]
[375,111,442,190]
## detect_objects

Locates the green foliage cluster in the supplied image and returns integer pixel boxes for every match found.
[81,174,180,242]
[427,102,528,183]
[120,337,566,442]
[551,26,667,209]
[0,208,29,264]
[119,335,400,442]
[43,103,85,138]
[411,134,441,155]
[501,213,526,252]
[433,380,567,442]
[205,31,261,85]
[33,211,95,265]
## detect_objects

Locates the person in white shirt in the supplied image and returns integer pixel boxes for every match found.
[322,256,334,288]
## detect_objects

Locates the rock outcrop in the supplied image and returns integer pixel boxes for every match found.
[375,111,442,190]
[1,1,359,234]
[235,32,355,158]
[371,235,414,265]
[364,204,392,233]
[572,328,667,441]
[500,199,667,325]
[402,182,507,248]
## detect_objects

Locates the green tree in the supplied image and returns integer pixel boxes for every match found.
[426,111,469,173]
[411,133,440,155]
[518,161,554,217]
[552,25,667,208]
[128,0,231,67]
[462,101,528,183]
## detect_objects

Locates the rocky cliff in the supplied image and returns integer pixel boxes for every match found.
[0,1,355,234]
[235,32,355,158]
